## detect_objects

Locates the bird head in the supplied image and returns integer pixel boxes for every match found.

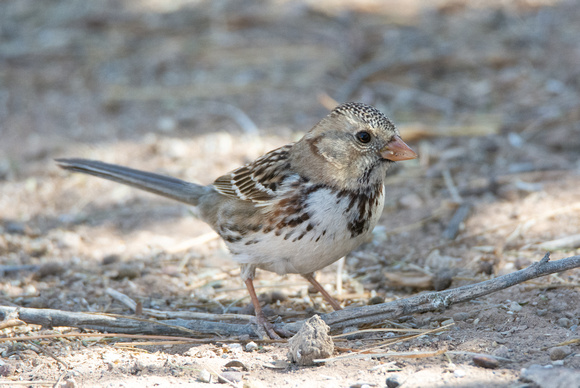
[291,102,417,190]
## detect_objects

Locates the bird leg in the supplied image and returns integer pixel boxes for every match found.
[244,278,281,339]
[303,273,342,311]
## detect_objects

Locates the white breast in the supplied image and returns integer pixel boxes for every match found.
[230,185,385,275]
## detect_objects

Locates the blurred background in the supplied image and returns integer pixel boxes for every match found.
[1,0,580,383]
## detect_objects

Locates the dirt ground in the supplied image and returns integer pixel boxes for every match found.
[1,0,580,387]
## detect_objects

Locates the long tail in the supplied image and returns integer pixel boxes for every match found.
[55,158,210,206]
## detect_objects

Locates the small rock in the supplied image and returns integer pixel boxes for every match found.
[493,345,510,358]
[227,343,243,353]
[536,309,548,317]
[219,371,242,384]
[0,363,15,377]
[33,263,66,280]
[508,301,522,312]
[473,355,499,369]
[368,295,385,305]
[102,254,121,265]
[112,264,141,280]
[386,375,401,388]
[550,346,572,361]
[224,360,248,371]
[342,326,363,340]
[441,318,455,326]
[478,259,494,275]
[453,312,470,321]
[270,290,287,303]
[59,378,77,388]
[350,383,374,388]
[432,269,453,291]
[197,369,212,383]
[453,369,466,378]
[557,318,571,328]
[521,364,580,387]
[287,315,334,366]
[245,341,258,352]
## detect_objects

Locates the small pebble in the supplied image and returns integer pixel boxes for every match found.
[0,363,15,377]
[453,312,470,321]
[350,383,373,388]
[224,360,248,371]
[536,309,547,317]
[102,254,121,265]
[473,355,499,369]
[245,341,258,352]
[508,301,522,312]
[453,369,466,378]
[549,346,572,361]
[197,369,211,383]
[441,318,455,326]
[368,295,385,305]
[59,378,77,388]
[219,371,242,383]
[227,343,243,353]
[33,263,66,280]
[557,318,571,328]
[493,345,510,358]
[112,265,141,280]
[386,375,401,388]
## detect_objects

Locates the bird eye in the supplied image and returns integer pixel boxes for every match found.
[356,131,372,143]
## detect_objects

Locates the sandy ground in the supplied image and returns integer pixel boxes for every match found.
[1,0,580,387]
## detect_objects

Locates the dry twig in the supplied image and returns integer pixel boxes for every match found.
[1,253,578,338]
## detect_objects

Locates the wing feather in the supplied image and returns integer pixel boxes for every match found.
[213,144,293,203]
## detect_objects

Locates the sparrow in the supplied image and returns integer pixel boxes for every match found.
[56,102,417,338]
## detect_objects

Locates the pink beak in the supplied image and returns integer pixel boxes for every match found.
[380,136,417,161]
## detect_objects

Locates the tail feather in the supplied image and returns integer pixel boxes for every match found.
[55,158,208,206]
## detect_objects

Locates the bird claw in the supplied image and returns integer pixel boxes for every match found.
[255,314,282,340]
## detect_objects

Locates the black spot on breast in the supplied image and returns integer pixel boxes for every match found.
[249,224,263,232]
[347,219,367,237]
[223,234,242,243]
[346,192,358,212]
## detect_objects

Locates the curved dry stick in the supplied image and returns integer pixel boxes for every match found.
[317,253,580,332]
[1,254,578,338]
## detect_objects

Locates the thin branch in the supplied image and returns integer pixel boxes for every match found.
[1,254,578,338]
[315,253,579,332]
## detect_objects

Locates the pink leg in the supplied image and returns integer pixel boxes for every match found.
[244,278,281,339]
[303,273,342,311]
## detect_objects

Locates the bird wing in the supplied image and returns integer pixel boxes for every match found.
[212,144,294,203]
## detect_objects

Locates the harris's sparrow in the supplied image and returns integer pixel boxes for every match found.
[56,102,417,338]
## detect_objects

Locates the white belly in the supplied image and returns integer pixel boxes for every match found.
[230,185,385,275]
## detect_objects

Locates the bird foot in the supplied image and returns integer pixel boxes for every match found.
[255,312,282,340]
